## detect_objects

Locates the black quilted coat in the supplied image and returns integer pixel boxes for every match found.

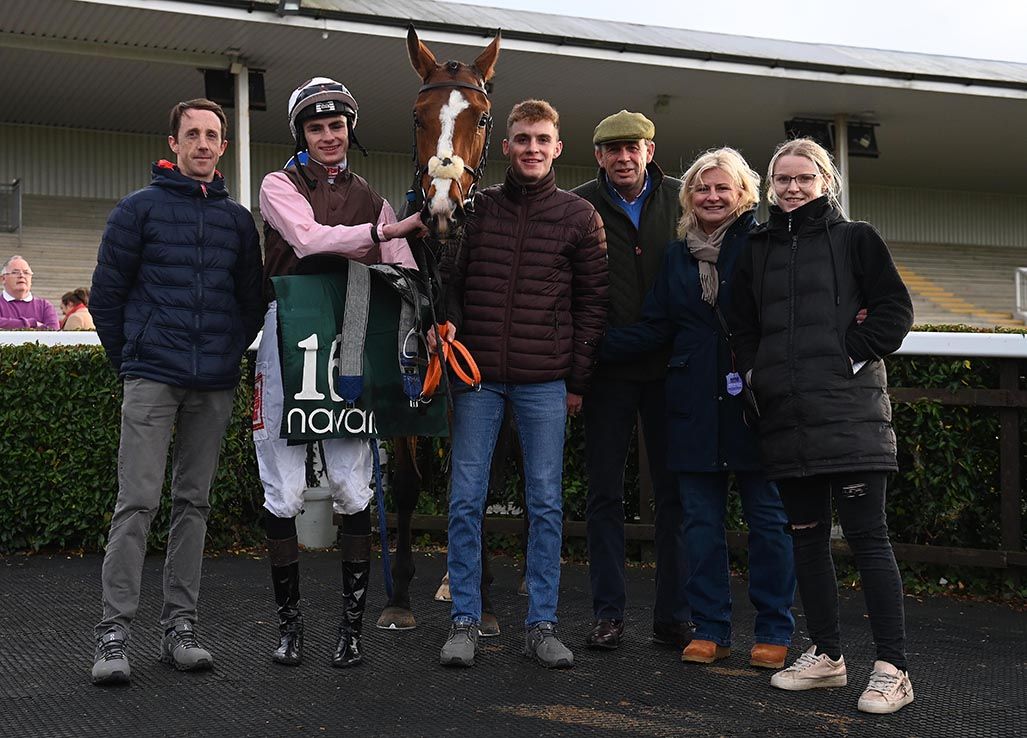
[728,196,913,480]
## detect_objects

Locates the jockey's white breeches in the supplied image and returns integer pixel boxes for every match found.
[253,302,372,519]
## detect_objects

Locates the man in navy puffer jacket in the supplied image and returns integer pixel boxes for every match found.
[89,98,263,686]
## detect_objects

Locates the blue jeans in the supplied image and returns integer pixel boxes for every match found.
[448,381,567,626]
[678,471,795,647]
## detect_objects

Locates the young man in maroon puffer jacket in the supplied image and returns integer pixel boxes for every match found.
[438,99,608,669]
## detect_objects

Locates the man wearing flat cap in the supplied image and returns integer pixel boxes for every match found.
[572,110,690,651]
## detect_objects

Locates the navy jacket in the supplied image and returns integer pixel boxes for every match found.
[91,161,263,390]
[602,211,760,473]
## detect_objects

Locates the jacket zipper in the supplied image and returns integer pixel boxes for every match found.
[500,188,529,377]
[787,213,806,473]
[194,191,206,378]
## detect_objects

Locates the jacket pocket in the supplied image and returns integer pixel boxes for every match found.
[126,311,155,360]
[552,310,560,355]
[666,354,692,416]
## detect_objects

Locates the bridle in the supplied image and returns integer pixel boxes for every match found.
[405,79,494,217]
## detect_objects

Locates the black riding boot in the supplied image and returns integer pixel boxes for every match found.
[332,532,370,668]
[268,536,303,666]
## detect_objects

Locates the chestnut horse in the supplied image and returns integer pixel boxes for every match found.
[375,27,510,636]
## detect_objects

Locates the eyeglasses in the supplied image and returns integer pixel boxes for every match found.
[3,269,32,277]
[772,173,819,188]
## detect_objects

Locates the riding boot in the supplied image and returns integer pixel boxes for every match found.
[268,536,303,666]
[332,532,371,668]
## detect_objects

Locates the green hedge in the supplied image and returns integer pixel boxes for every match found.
[1,330,1025,557]
[0,344,263,552]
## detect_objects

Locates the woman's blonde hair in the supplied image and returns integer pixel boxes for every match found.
[677,147,760,239]
[766,137,842,210]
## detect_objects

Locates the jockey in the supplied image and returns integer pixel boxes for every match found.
[255,77,426,668]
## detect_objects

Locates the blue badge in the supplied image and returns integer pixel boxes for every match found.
[726,372,743,396]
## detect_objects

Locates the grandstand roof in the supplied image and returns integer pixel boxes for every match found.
[2,0,1027,192]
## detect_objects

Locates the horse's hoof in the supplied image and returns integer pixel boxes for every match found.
[376,607,417,631]
[479,613,501,638]
[434,574,452,602]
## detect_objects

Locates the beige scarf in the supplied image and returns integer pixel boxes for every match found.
[686,217,736,306]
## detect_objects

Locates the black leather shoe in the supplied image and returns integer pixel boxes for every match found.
[652,621,694,649]
[586,619,624,650]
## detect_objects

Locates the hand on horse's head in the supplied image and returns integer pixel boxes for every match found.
[386,212,430,241]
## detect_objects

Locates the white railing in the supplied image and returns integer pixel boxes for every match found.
[4,329,1027,357]
[0,331,262,351]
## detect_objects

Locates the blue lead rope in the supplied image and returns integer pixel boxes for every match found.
[369,439,394,600]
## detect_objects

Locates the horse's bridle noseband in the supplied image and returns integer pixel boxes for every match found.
[407,79,494,216]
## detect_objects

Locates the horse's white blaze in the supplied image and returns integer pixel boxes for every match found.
[429,90,470,219]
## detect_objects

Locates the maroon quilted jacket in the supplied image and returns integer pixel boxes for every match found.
[446,168,608,394]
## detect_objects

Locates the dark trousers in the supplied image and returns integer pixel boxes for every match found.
[583,376,688,625]
[777,472,907,670]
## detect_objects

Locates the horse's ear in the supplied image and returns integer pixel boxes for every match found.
[406,25,439,81]
[473,30,501,83]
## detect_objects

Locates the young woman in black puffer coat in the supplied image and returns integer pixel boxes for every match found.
[729,137,915,715]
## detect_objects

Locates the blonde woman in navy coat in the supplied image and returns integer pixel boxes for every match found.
[601,148,795,669]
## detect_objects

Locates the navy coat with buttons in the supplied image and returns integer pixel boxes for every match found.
[601,211,760,473]
[91,161,264,391]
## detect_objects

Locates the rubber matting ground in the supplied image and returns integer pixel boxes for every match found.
[0,550,1023,737]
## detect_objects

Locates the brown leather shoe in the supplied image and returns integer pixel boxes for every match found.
[750,643,788,669]
[681,639,730,664]
[585,619,624,650]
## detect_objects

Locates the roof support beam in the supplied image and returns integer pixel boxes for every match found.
[0,30,230,68]
[232,62,252,211]
[834,114,850,215]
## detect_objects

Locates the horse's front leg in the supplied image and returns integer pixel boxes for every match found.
[376,436,419,630]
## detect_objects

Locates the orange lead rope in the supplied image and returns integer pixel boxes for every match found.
[420,323,481,400]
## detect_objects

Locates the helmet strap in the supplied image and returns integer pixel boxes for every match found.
[348,118,368,158]
[293,135,318,190]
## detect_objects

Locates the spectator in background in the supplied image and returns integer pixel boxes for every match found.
[60,288,95,330]
[0,255,59,330]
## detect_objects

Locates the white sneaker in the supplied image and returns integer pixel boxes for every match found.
[770,645,847,691]
[857,661,915,714]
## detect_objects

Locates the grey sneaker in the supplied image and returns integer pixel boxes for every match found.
[524,622,574,669]
[440,621,479,667]
[91,629,130,685]
[159,622,213,672]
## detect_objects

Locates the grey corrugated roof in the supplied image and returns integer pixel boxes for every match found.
[287,0,1027,87]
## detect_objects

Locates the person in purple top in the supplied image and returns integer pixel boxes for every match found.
[0,255,59,330]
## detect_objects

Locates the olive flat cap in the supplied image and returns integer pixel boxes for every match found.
[592,110,655,145]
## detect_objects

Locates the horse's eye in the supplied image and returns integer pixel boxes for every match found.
[413,113,421,129]
[478,113,490,128]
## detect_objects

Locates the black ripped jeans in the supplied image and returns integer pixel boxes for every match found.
[777,472,907,671]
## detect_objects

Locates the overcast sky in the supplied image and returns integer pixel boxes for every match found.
[448,0,1027,64]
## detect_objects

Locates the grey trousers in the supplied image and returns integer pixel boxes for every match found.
[95,377,235,640]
